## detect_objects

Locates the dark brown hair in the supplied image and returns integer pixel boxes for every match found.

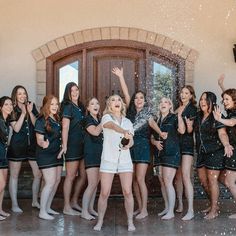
[199,91,217,114]
[11,85,29,106]
[179,85,197,106]
[0,96,13,120]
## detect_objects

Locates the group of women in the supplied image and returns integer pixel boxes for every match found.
[0,69,236,231]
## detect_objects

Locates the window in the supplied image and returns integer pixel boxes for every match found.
[59,61,79,101]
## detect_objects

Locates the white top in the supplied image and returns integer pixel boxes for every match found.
[101,114,134,164]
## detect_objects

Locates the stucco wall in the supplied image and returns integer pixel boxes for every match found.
[0,0,235,102]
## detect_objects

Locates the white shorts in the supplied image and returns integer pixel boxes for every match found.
[100,159,133,174]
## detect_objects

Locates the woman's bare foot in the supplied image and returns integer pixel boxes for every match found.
[89,209,98,217]
[161,213,174,220]
[182,211,194,221]
[39,212,54,220]
[0,210,10,217]
[133,209,140,216]
[71,203,82,212]
[128,221,136,231]
[229,213,236,219]
[175,203,183,213]
[204,210,218,220]
[11,205,23,213]
[135,211,148,219]
[81,211,95,220]
[63,207,80,216]
[93,220,103,231]
[47,208,60,215]
[202,205,219,214]
[158,208,168,216]
[32,202,40,209]
[0,215,6,221]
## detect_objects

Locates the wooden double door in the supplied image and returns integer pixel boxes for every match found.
[53,46,162,196]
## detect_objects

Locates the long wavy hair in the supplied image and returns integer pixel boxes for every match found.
[127,90,147,122]
[62,82,81,103]
[40,95,60,132]
[103,94,126,117]
[11,85,29,106]
[222,88,236,110]
[199,91,217,115]
[179,85,197,106]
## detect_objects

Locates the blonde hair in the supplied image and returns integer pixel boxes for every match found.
[103,94,126,116]
[159,97,174,115]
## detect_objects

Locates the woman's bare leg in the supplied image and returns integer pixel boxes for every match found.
[158,166,168,216]
[93,172,114,231]
[181,155,194,220]
[81,167,99,220]
[29,160,42,209]
[197,167,210,212]
[204,169,220,220]
[46,166,62,215]
[63,161,80,215]
[161,167,176,220]
[135,163,149,219]
[175,167,183,213]
[39,168,57,220]
[120,172,135,231]
[225,170,236,218]
[0,169,10,217]
[9,161,23,212]
[71,159,87,211]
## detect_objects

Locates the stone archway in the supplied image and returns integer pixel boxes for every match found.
[32,26,198,108]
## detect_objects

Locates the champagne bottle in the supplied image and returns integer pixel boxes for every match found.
[119,137,129,148]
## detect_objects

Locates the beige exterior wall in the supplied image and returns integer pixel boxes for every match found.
[0,0,235,102]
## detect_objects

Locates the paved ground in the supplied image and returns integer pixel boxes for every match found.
[1,198,236,236]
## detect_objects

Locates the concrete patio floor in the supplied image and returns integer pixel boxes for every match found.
[1,198,236,236]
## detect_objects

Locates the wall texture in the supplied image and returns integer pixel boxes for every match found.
[0,0,235,101]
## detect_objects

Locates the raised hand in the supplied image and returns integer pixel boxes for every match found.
[112,67,124,78]
[218,74,225,87]
[26,102,33,113]
[213,106,222,122]
[177,105,185,116]
[18,102,27,115]
[185,117,194,128]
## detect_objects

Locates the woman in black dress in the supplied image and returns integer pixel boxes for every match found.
[0,96,13,221]
[151,97,185,220]
[61,82,86,215]
[8,85,41,212]
[174,85,197,220]
[195,92,233,219]
[112,67,165,219]
[35,95,63,220]
[213,88,236,218]
[81,97,103,220]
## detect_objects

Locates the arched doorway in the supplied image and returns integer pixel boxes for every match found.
[32,27,198,197]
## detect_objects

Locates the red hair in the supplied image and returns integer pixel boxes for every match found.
[40,95,60,132]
